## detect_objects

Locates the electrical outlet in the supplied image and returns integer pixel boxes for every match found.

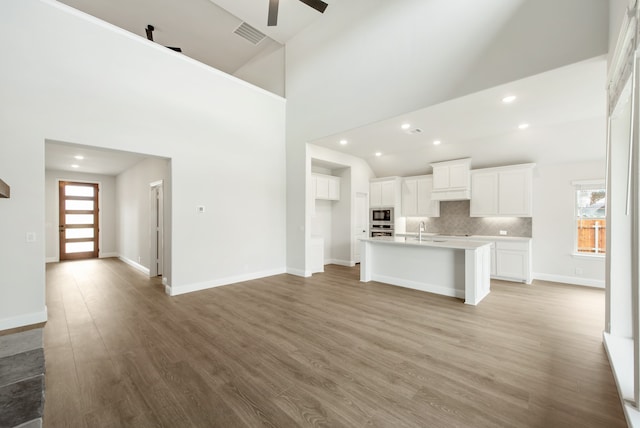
[499,230,507,236]
[26,232,36,243]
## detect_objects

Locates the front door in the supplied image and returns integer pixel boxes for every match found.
[59,181,99,260]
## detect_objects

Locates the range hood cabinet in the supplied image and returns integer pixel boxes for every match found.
[430,158,471,201]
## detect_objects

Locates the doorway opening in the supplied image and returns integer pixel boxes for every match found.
[58,181,99,260]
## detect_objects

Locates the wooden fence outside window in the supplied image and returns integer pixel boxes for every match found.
[577,219,606,254]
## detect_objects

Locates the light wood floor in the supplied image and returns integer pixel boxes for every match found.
[44,259,626,427]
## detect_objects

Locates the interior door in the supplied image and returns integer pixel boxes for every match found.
[59,181,99,260]
[354,192,369,263]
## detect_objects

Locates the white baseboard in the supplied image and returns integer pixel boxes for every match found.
[168,268,287,296]
[47,252,118,263]
[532,273,604,288]
[326,259,356,267]
[118,256,150,276]
[286,267,312,277]
[0,307,48,332]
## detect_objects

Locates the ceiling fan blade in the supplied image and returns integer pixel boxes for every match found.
[268,0,279,26]
[298,0,328,14]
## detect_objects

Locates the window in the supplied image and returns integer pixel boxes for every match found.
[574,181,606,255]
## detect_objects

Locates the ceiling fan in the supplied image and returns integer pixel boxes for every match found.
[268,0,328,26]
[145,25,182,52]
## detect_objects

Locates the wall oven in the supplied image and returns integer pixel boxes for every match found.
[370,223,394,238]
[371,208,393,223]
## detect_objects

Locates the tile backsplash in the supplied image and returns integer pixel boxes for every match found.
[405,200,532,237]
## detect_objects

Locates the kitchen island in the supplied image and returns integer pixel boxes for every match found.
[360,237,491,305]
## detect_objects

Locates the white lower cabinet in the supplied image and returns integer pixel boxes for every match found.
[437,236,531,283]
[495,241,531,283]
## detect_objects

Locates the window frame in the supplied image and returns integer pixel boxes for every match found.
[572,179,606,257]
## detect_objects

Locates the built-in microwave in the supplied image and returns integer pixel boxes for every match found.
[371,207,393,223]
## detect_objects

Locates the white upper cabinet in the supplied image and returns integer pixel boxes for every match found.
[402,175,440,217]
[370,178,400,207]
[313,173,340,201]
[498,168,531,216]
[470,164,535,217]
[431,158,471,201]
[469,171,498,216]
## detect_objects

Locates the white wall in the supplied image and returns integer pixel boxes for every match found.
[0,0,286,330]
[286,0,609,273]
[311,199,333,262]
[233,45,285,97]
[331,167,352,265]
[532,161,606,287]
[116,157,171,274]
[44,170,117,262]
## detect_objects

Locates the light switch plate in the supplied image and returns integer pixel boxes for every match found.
[499,230,507,235]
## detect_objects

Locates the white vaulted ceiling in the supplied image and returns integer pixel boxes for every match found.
[56,0,332,75]
[310,56,607,177]
[49,0,607,179]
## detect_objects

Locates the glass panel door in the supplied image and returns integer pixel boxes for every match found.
[59,181,99,260]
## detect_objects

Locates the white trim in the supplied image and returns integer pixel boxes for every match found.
[370,274,465,300]
[287,267,311,277]
[532,272,604,288]
[46,257,58,263]
[167,268,287,296]
[162,277,170,295]
[571,178,605,187]
[0,307,48,332]
[99,252,118,258]
[603,332,640,427]
[118,256,150,276]
[571,252,605,260]
[325,259,356,267]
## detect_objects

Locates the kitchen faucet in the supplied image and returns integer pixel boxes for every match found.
[419,221,425,241]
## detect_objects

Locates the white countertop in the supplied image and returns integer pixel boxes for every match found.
[360,236,492,250]
[396,233,532,242]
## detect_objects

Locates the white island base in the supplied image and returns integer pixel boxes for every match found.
[360,238,491,305]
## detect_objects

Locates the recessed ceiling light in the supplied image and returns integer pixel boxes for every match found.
[502,95,516,103]
[339,139,348,145]
[71,164,79,168]
[375,152,382,157]
[518,123,530,130]
[433,140,441,146]
[74,155,84,160]
[401,123,411,130]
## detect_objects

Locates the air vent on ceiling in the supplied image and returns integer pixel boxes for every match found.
[405,128,423,135]
[234,22,267,45]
